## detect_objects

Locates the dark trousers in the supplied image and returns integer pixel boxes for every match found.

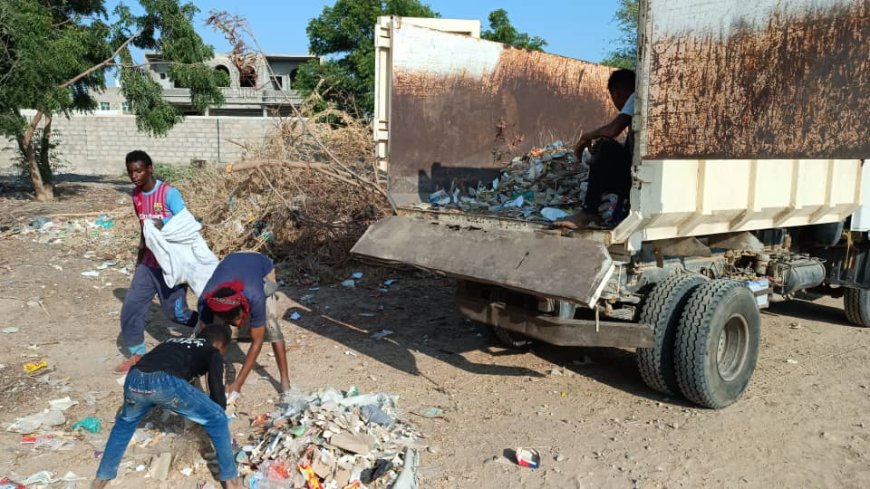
[584,139,633,211]
[120,264,197,348]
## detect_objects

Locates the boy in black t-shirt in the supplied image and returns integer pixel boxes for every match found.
[92,325,241,489]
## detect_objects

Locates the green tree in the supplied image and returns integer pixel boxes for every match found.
[295,0,439,118]
[0,0,224,201]
[481,9,547,51]
[602,0,638,69]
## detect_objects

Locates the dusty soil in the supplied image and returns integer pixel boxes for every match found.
[1,178,868,488]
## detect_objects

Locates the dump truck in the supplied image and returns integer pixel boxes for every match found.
[352,1,870,409]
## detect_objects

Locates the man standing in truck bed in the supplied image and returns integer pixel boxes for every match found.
[560,68,636,228]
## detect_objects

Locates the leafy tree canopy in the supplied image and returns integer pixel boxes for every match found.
[601,0,638,69]
[481,9,547,51]
[0,0,225,199]
[295,0,439,117]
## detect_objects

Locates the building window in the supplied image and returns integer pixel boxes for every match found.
[121,101,131,114]
[159,72,167,80]
[99,102,110,111]
[215,65,231,87]
[270,75,283,90]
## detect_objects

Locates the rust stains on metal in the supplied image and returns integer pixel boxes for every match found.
[645,1,870,160]
[351,215,614,306]
[389,46,615,205]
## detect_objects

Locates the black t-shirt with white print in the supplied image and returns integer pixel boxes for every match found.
[132,337,226,409]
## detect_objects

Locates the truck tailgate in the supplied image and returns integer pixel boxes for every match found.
[351,215,614,308]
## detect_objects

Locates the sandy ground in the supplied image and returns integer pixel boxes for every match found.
[1,178,869,488]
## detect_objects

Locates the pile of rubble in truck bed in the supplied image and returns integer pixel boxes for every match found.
[420,141,589,222]
[236,386,422,489]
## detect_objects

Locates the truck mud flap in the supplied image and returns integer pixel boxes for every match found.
[351,216,614,308]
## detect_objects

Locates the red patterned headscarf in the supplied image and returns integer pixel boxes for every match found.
[203,280,250,320]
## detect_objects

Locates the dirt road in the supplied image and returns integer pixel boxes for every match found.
[1,179,868,488]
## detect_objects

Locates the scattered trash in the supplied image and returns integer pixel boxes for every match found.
[94,214,114,230]
[361,404,393,427]
[289,311,303,321]
[149,452,172,481]
[300,294,316,304]
[96,260,116,270]
[341,279,356,288]
[19,433,72,451]
[786,359,799,365]
[344,350,358,357]
[29,217,53,230]
[227,391,241,406]
[71,416,102,433]
[80,271,100,278]
[48,397,78,411]
[238,386,422,488]
[383,279,398,287]
[13,470,84,486]
[515,447,541,469]
[1,327,18,334]
[371,329,394,341]
[541,207,570,221]
[790,322,802,330]
[0,477,24,489]
[351,272,364,280]
[180,467,193,477]
[416,407,444,419]
[23,360,48,374]
[549,368,564,376]
[422,140,589,222]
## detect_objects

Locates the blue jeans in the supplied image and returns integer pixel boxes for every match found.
[120,265,198,349]
[96,369,237,481]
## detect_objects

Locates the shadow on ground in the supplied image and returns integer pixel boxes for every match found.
[0,174,130,202]
[285,279,697,406]
[765,299,854,328]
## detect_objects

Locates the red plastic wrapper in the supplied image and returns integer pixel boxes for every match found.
[0,478,25,489]
[515,447,541,469]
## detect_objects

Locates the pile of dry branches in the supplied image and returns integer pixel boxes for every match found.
[178,93,391,280]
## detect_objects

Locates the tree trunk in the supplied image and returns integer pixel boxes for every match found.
[39,116,54,183]
[16,111,54,202]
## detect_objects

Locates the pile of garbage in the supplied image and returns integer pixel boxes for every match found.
[422,141,589,222]
[237,387,422,489]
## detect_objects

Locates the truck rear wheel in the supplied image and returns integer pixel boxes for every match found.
[636,273,707,396]
[675,280,760,409]
[844,288,870,327]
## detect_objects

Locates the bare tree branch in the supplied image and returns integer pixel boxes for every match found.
[59,28,144,89]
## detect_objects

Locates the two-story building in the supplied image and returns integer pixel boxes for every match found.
[93,52,320,117]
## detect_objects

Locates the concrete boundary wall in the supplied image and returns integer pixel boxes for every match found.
[0,114,279,175]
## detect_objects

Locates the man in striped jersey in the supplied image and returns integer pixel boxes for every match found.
[115,150,199,373]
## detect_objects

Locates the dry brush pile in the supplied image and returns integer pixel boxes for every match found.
[178,96,392,280]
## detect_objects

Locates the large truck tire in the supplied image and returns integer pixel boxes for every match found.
[844,288,870,327]
[675,280,761,409]
[636,273,707,396]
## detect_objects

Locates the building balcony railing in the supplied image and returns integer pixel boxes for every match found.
[161,87,303,106]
